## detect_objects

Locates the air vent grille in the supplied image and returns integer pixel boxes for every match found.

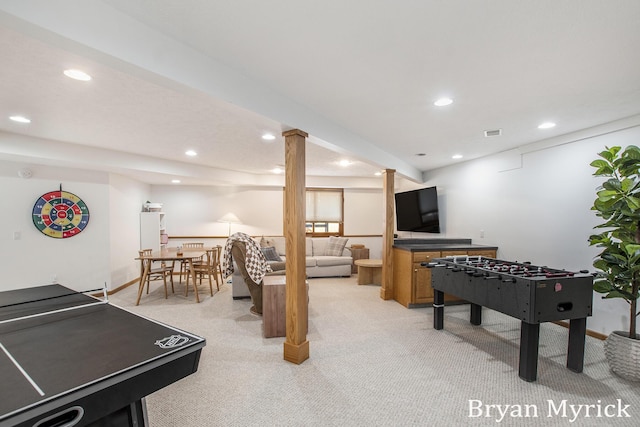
[484,129,502,137]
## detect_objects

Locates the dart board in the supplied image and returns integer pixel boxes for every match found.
[32,190,90,238]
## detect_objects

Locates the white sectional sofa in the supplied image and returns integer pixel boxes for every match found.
[232,235,352,299]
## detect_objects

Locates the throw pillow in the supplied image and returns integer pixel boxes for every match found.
[325,236,348,256]
[260,236,273,247]
[261,246,283,262]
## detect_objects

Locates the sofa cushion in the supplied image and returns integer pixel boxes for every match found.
[312,238,324,256]
[260,236,276,247]
[325,236,349,256]
[260,236,287,256]
[315,256,352,267]
[261,246,282,262]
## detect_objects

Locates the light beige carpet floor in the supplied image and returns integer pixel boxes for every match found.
[109,276,640,426]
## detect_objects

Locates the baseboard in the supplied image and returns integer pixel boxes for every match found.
[108,279,138,295]
[553,320,607,341]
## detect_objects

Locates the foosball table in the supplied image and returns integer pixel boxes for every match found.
[426,256,593,382]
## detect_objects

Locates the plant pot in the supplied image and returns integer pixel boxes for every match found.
[604,331,640,381]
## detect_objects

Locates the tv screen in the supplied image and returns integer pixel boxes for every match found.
[395,186,440,233]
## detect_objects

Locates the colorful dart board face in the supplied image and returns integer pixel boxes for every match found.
[32,190,90,238]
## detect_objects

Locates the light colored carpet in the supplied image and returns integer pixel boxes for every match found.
[109,276,640,426]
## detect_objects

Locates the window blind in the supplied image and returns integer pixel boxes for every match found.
[306,190,342,222]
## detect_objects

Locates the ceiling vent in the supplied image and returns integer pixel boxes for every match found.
[484,129,502,137]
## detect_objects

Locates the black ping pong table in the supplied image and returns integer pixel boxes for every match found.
[0,284,205,427]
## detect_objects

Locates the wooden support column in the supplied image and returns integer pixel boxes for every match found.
[380,169,395,300]
[282,129,309,364]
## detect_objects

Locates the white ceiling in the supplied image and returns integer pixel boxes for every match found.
[1,0,639,186]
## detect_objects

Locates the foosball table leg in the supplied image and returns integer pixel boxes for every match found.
[433,290,444,330]
[519,321,540,382]
[567,317,587,373]
[470,303,482,325]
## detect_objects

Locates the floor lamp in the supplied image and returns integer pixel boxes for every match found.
[217,212,242,236]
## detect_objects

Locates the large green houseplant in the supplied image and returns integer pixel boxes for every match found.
[589,145,640,380]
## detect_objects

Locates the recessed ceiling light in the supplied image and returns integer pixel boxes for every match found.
[374,171,382,176]
[271,167,283,174]
[185,150,197,156]
[434,97,453,107]
[538,122,556,129]
[452,154,463,159]
[262,133,276,141]
[338,159,351,167]
[415,153,426,157]
[9,115,31,123]
[63,69,92,81]
[171,179,181,184]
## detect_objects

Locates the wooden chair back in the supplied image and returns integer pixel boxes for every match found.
[213,245,223,281]
[186,248,219,297]
[183,242,204,248]
[138,249,173,300]
[139,249,152,275]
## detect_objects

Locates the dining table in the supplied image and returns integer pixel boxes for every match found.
[135,247,207,305]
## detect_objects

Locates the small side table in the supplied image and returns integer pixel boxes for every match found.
[351,247,370,273]
[355,259,382,286]
[263,276,287,338]
[262,276,308,338]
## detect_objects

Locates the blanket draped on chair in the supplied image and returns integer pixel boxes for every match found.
[223,232,272,283]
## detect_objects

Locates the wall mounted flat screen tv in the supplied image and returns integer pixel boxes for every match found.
[395,186,440,233]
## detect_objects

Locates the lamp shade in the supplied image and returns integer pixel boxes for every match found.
[217,212,241,224]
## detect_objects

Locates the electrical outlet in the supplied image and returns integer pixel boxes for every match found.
[51,274,58,283]
[480,229,485,238]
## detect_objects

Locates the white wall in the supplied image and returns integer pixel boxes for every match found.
[150,185,285,237]
[344,188,384,258]
[409,124,640,336]
[0,161,112,291]
[150,185,385,258]
[109,174,151,287]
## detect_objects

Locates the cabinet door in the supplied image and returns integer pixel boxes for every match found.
[413,251,440,263]
[413,263,433,303]
[412,251,440,304]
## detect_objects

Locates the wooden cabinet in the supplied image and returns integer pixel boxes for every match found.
[393,247,497,308]
[140,212,167,251]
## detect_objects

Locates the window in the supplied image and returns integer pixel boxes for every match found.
[305,188,343,236]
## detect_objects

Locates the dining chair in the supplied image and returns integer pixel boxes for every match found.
[139,249,174,299]
[213,245,223,285]
[179,242,204,282]
[185,248,219,298]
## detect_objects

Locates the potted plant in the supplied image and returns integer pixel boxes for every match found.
[589,145,640,380]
